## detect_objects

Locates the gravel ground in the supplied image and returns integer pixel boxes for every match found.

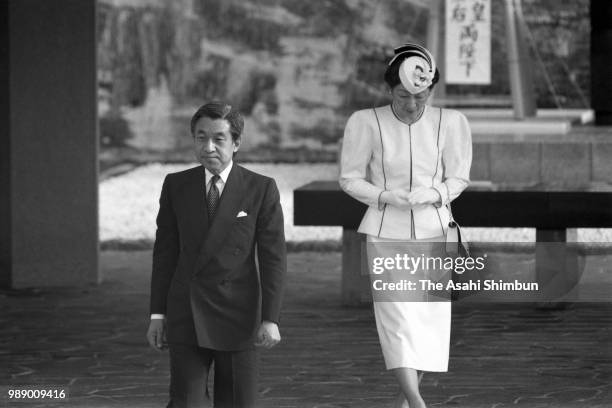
[100,163,612,243]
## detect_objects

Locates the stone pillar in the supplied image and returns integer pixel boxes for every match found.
[591,0,612,125]
[0,0,98,288]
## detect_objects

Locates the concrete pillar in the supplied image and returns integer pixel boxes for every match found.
[0,0,98,288]
[427,0,446,102]
[535,229,581,307]
[341,230,371,305]
[591,0,612,125]
[504,0,537,119]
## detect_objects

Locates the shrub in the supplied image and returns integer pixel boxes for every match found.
[100,114,133,147]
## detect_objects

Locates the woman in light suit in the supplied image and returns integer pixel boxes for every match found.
[339,44,472,408]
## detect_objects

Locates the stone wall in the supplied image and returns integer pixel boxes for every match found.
[97,0,592,151]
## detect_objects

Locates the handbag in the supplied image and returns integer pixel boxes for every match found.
[445,204,482,301]
[445,203,470,260]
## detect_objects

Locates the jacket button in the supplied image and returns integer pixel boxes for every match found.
[220,279,228,285]
[234,248,240,255]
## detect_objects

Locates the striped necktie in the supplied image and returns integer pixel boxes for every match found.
[207,175,220,220]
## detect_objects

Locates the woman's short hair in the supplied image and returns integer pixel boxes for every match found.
[190,101,244,142]
[384,55,440,90]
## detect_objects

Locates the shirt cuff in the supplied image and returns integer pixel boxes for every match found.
[150,314,165,320]
[263,319,279,326]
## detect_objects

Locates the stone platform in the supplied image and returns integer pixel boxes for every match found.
[469,124,612,185]
[463,108,594,135]
[1,251,611,407]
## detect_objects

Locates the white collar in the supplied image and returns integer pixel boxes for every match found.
[205,161,233,186]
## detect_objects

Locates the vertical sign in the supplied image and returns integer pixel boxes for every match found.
[445,0,491,84]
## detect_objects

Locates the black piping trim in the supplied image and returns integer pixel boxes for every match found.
[373,108,387,238]
[433,108,445,235]
[409,125,413,190]
[377,190,384,211]
[432,107,442,181]
[409,124,415,239]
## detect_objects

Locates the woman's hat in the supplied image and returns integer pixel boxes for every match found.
[389,43,436,94]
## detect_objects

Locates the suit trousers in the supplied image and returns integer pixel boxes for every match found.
[167,343,258,408]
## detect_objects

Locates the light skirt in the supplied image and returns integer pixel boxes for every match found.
[367,234,451,372]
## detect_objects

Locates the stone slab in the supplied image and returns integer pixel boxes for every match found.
[489,143,540,184]
[541,143,590,186]
[592,143,612,183]
[471,143,490,181]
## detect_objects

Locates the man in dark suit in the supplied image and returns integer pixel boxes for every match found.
[146,102,286,408]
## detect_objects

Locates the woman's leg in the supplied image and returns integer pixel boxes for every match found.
[393,391,409,408]
[393,371,424,407]
[393,390,409,408]
[392,368,426,408]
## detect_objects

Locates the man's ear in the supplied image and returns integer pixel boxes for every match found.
[233,138,241,152]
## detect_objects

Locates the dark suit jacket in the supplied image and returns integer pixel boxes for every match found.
[150,164,286,351]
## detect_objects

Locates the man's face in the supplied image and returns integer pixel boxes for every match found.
[193,117,240,174]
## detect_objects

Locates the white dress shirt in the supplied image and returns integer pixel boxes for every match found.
[204,161,233,196]
[151,162,234,320]
[339,105,472,240]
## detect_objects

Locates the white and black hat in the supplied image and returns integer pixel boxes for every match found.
[388,43,437,94]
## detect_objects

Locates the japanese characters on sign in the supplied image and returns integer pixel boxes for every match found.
[445,0,491,84]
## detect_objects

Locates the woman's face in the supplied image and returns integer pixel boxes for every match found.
[390,84,431,114]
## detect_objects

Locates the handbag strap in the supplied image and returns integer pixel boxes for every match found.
[446,203,456,225]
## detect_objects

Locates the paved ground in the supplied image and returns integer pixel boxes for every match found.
[1,251,611,408]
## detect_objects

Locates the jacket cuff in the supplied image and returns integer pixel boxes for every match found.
[377,191,386,211]
[432,185,447,208]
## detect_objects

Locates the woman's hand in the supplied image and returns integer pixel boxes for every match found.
[382,188,441,210]
[381,189,413,210]
[406,188,441,207]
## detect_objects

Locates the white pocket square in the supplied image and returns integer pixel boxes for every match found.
[236,211,248,218]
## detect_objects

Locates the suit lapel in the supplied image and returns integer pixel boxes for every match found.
[198,164,245,267]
